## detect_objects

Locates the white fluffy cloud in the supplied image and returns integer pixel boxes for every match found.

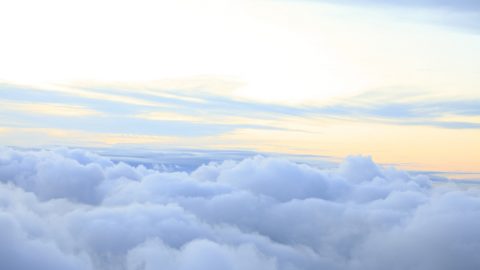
[0,147,479,270]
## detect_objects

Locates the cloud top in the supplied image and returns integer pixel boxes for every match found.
[0,147,479,269]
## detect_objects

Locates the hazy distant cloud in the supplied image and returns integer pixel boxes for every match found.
[314,0,480,11]
[310,0,480,32]
[0,147,479,269]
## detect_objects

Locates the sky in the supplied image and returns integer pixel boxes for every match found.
[1,1,480,269]
[1,0,479,176]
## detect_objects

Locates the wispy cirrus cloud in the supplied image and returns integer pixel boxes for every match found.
[311,0,480,11]
[306,0,480,32]
[1,83,480,136]
[0,100,102,117]
[1,82,479,173]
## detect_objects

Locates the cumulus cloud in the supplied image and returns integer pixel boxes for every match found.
[0,147,479,270]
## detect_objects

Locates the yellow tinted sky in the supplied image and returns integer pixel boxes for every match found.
[0,0,479,175]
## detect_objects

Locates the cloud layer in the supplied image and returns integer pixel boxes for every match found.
[0,148,479,270]
[316,0,480,11]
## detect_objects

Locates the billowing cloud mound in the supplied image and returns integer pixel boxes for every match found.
[0,148,479,270]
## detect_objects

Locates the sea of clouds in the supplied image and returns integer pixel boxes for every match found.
[0,147,479,270]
